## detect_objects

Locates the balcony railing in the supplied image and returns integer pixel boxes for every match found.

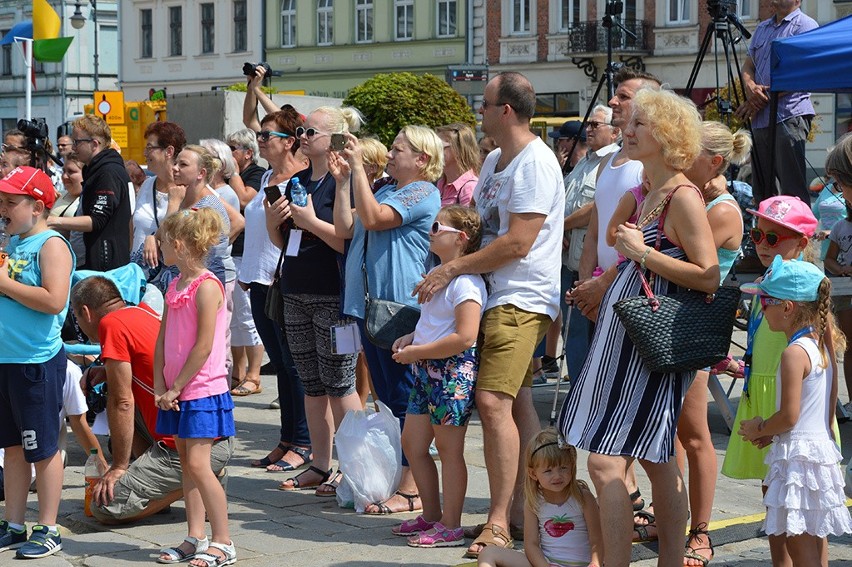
[563,18,651,55]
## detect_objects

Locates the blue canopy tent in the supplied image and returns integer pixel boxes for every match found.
[767,15,852,185]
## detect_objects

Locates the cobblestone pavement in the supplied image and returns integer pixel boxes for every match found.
[2,367,851,566]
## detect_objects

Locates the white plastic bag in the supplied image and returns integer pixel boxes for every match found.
[335,401,402,513]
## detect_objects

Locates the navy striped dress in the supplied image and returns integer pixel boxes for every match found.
[558,218,695,463]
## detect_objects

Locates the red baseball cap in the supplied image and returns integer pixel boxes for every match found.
[0,166,56,209]
[746,195,817,237]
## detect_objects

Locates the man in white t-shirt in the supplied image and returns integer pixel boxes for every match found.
[570,68,660,321]
[415,71,564,556]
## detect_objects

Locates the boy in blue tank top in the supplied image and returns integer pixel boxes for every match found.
[0,167,74,559]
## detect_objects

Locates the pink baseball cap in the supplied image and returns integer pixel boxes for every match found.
[0,166,56,209]
[746,195,817,237]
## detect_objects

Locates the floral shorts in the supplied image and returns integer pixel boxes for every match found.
[407,347,478,426]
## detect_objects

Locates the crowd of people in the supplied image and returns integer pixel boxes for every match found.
[1,2,852,563]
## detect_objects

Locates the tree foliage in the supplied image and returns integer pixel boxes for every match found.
[225,82,276,94]
[343,72,476,146]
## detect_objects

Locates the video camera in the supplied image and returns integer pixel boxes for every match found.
[243,61,272,78]
[16,118,49,152]
[707,0,738,20]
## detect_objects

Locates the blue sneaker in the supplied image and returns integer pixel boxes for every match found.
[15,525,61,559]
[0,520,27,552]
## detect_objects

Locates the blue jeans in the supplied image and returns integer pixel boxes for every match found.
[564,268,592,383]
[356,318,415,467]
[249,283,310,448]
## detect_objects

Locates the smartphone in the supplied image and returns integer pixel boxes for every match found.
[330,133,346,152]
[264,184,282,204]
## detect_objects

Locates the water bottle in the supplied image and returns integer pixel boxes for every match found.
[290,176,308,207]
[0,218,8,267]
[83,448,105,517]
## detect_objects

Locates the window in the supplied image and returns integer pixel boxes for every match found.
[355,0,373,43]
[437,0,456,37]
[317,0,333,45]
[667,0,689,24]
[510,0,530,34]
[2,30,12,75]
[281,0,296,47]
[234,1,247,51]
[201,3,215,54]
[395,0,413,40]
[558,0,579,30]
[140,9,152,58]
[737,0,752,20]
[169,6,182,56]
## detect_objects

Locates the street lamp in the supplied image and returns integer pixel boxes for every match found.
[70,0,98,92]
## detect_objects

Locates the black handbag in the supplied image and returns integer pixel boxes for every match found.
[361,230,420,350]
[612,185,740,373]
[264,244,287,326]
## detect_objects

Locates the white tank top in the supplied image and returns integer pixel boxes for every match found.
[594,149,644,270]
[537,494,592,565]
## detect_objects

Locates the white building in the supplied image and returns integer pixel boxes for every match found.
[118,0,263,100]
[0,0,117,138]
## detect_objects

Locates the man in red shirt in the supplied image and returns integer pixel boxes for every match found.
[71,276,233,524]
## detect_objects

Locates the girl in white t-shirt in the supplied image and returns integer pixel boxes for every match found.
[391,205,487,548]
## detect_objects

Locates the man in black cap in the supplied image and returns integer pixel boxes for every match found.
[549,120,587,175]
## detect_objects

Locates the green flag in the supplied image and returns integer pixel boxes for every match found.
[33,36,73,62]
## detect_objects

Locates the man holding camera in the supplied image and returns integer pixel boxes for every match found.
[70,276,233,524]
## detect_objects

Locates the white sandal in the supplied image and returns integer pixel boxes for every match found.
[188,541,236,567]
[157,535,209,564]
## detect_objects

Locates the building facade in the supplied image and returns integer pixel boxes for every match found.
[0,0,118,138]
[118,0,263,100]
[263,0,471,98]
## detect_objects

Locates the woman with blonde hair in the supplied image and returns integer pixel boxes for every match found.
[332,125,443,515]
[435,123,480,206]
[267,106,365,496]
[559,89,720,567]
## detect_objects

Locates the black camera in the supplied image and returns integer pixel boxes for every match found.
[86,381,108,421]
[243,61,272,78]
[16,118,48,150]
[707,0,738,20]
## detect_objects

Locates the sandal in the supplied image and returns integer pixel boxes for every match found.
[158,535,209,564]
[630,488,645,511]
[633,510,657,542]
[392,515,436,536]
[250,442,287,468]
[365,490,421,515]
[315,470,343,497]
[231,378,262,396]
[463,522,525,541]
[407,523,465,548]
[266,446,312,473]
[278,466,332,491]
[684,523,714,566]
[464,524,514,559]
[188,540,236,567]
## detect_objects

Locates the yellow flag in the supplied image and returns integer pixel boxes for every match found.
[33,0,61,40]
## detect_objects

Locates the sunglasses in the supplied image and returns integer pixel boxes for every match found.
[295,127,329,139]
[586,120,611,130]
[430,221,466,237]
[759,296,786,309]
[749,227,801,247]
[256,131,290,142]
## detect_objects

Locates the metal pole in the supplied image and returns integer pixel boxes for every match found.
[92,0,98,91]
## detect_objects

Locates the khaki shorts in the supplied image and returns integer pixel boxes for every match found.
[91,437,233,522]
[477,304,552,397]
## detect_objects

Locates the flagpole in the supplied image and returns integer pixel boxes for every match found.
[14,37,33,120]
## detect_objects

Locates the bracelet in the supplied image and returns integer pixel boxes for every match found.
[639,247,652,271]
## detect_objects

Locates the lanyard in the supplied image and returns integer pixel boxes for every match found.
[741,305,764,398]
[788,325,815,345]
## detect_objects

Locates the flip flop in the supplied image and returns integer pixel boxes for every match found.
[278,466,331,491]
[250,442,287,468]
[266,446,312,472]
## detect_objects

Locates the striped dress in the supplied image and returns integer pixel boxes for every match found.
[558,218,695,463]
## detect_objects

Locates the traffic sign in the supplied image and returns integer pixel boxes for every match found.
[94,91,125,125]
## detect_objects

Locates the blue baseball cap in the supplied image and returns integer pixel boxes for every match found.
[740,255,825,302]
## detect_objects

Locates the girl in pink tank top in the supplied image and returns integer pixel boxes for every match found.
[153,200,236,565]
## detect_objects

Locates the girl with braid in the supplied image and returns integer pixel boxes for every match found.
[738,257,852,566]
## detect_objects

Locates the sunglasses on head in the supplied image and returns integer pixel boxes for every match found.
[295,127,329,139]
[255,130,290,142]
[749,227,800,248]
[759,296,786,309]
[430,221,466,237]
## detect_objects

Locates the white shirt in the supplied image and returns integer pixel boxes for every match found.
[131,176,169,252]
[413,273,487,346]
[474,137,565,319]
[60,359,87,419]
[239,169,286,286]
[594,148,644,270]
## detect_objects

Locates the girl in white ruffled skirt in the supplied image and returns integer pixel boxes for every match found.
[738,256,852,566]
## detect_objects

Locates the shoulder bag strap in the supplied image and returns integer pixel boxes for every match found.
[361,228,371,301]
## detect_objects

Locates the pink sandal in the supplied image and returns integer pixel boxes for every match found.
[407,523,465,548]
[391,515,436,536]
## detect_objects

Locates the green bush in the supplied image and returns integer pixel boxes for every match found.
[225,82,276,95]
[343,72,476,146]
